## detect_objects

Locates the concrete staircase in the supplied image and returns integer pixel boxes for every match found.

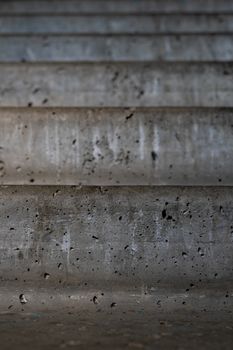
[0,1,233,349]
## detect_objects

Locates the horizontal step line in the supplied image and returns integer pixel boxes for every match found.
[0,61,232,65]
[0,185,232,188]
[1,12,233,16]
[1,13,233,17]
[1,106,233,111]
[1,33,233,37]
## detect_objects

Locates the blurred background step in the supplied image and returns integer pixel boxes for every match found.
[0,62,231,107]
[1,14,233,34]
[1,0,233,14]
[1,34,233,62]
[0,185,232,288]
[0,107,232,186]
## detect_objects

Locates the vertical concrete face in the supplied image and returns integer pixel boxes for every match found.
[0,108,232,185]
[0,35,233,62]
[0,63,232,107]
[0,186,233,288]
[1,15,233,34]
[0,0,233,14]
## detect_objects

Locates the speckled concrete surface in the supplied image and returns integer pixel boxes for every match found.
[1,185,232,350]
[1,15,233,34]
[0,186,232,287]
[0,63,232,107]
[0,0,232,14]
[0,108,232,185]
[1,0,233,348]
[0,296,233,350]
[1,35,233,62]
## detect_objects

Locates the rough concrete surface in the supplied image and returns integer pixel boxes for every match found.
[1,0,233,348]
[0,186,232,287]
[0,185,233,348]
[0,62,232,107]
[0,108,232,185]
[1,15,233,34]
[1,34,233,62]
[0,301,233,350]
[1,0,233,14]
[0,288,233,350]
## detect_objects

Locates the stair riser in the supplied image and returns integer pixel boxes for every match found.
[1,186,232,288]
[1,35,233,62]
[1,15,233,34]
[1,0,233,14]
[0,63,232,107]
[0,108,232,185]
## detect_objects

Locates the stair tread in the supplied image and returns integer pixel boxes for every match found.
[0,294,232,350]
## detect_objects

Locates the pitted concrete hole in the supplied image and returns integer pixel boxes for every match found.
[198,247,205,257]
[19,294,27,305]
[93,296,98,304]
[0,160,5,177]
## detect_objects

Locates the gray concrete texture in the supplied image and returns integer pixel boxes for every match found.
[1,0,233,14]
[0,62,232,107]
[1,35,233,62]
[1,285,233,314]
[1,1,233,349]
[1,303,233,350]
[1,15,233,34]
[0,186,232,288]
[0,108,232,186]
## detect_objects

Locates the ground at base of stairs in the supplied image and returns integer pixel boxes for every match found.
[0,290,232,350]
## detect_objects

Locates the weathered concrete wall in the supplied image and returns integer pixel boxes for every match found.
[0,108,232,185]
[0,186,232,288]
[1,35,233,62]
[1,15,233,34]
[0,63,232,107]
[1,0,233,14]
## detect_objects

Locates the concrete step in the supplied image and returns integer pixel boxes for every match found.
[0,107,232,186]
[1,34,233,62]
[1,14,233,34]
[1,0,233,14]
[0,2,232,348]
[1,285,233,314]
[0,62,232,107]
[0,186,232,288]
[0,297,232,350]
